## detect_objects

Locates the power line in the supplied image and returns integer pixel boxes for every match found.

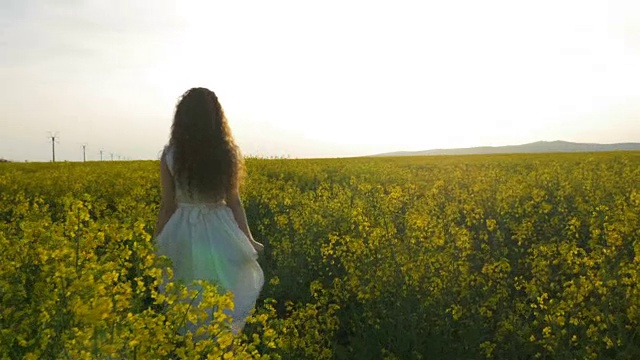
[48,132,59,162]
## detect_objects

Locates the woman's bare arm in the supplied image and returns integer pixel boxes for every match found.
[226,188,264,253]
[154,154,177,238]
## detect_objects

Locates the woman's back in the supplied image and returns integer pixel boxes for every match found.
[156,145,264,334]
[163,145,224,205]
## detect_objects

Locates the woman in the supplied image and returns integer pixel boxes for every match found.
[154,87,264,335]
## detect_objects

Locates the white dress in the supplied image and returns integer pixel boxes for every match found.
[155,145,264,335]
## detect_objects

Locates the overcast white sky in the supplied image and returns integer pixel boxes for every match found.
[1,0,640,161]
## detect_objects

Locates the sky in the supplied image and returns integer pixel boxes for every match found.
[1,0,640,161]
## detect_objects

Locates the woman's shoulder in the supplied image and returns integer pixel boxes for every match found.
[162,144,176,158]
[161,145,175,173]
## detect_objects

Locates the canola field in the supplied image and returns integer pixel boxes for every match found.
[1,152,640,359]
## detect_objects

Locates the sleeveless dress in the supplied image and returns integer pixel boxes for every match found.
[155,145,264,335]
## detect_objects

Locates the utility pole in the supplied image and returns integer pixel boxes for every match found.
[110,153,114,161]
[100,149,104,161]
[48,132,59,162]
[82,144,87,162]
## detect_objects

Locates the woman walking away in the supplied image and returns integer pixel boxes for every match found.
[154,87,264,335]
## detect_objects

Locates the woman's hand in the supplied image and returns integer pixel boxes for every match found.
[226,189,264,255]
[250,239,264,254]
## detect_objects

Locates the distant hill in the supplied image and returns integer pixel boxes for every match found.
[372,141,640,157]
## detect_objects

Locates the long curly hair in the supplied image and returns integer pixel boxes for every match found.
[168,87,243,200]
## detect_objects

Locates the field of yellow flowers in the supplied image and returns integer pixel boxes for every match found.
[1,152,640,359]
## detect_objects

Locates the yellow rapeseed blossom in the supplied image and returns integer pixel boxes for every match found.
[1,153,640,359]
